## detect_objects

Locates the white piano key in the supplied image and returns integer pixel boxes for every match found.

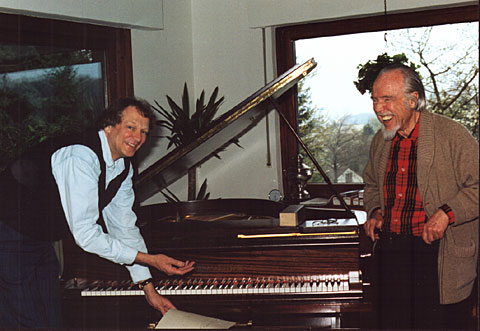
[327,282,333,292]
[333,282,338,292]
[321,282,328,292]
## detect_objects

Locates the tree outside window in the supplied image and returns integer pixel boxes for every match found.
[295,21,478,184]
[0,13,133,173]
[0,46,106,171]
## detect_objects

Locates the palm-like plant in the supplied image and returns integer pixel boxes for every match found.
[153,83,224,201]
[160,179,210,203]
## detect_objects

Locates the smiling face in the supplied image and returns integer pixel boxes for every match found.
[372,69,420,140]
[104,106,150,161]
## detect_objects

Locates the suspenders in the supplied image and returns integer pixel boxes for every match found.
[84,131,132,234]
[96,152,131,233]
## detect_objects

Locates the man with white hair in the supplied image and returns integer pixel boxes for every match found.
[363,64,478,329]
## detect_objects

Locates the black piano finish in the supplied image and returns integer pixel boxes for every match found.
[62,202,374,329]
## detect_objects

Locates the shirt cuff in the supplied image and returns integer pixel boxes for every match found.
[117,245,139,265]
[126,264,152,283]
[440,204,455,224]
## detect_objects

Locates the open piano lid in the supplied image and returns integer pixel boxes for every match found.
[134,58,317,202]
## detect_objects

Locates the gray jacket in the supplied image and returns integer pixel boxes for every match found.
[363,111,479,304]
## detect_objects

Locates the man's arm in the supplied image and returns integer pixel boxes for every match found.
[362,135,385,241]
[423,124,478,243]
[445,128,479,226]
[143,282,176,315]
[364,208,384,242]
[52,146,140,267]
[362,133,385,218]
[104,166,195,312]
[132,253,194,315]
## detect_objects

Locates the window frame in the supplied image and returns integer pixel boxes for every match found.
[275,5,478,200]
[0,12,134,103]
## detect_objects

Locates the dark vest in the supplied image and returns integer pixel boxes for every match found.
[0,130,130,242]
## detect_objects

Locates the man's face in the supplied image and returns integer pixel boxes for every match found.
[372,70,419,140]
[104,106,150,161]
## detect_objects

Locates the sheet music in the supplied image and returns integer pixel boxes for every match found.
[155,309,236,329]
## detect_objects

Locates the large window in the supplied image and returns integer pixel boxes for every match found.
[275,5,478,200]
[0,12,133,171]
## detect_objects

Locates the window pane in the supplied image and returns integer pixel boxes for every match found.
[0,45,106,170]
[295,22,478,184]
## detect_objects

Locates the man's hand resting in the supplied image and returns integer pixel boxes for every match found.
[422,208,449,244]
[364,209,384,241]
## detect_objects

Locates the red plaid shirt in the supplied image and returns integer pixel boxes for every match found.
[383,119,454,236]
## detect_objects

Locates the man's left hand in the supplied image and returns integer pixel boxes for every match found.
[150,254,195,276]
[422,209,449,244]
[135,252,195,276]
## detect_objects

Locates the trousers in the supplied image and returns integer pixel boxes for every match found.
[373,232,474,330]
[0,221,62,328]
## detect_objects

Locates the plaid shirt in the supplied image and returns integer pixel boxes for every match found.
[383,119,454,236]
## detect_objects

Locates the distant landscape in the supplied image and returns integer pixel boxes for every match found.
[340,112,375,125]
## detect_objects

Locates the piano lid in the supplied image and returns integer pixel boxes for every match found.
[134,58,317,202]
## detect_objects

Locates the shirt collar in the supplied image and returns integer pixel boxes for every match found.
[394,114,421,141]
[98,129,122,168]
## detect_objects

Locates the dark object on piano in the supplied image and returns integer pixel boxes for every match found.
[61,59,375,329]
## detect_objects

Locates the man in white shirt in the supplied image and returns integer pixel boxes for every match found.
[0,97,194,328]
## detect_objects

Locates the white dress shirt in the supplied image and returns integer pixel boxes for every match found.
[51,130,151,283]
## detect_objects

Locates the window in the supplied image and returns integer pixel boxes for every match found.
[0,12,133,170]
[275,5,478,200]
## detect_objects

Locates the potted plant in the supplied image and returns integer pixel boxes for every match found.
[153,83,224,201]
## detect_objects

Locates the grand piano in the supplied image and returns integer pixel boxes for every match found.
[61,59,375,329]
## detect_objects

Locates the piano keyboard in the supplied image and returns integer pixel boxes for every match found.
[73,272,361,297]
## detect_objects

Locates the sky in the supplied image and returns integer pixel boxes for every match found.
[4,62,103,82]
[295,22,479,122]
[296,31,386,121]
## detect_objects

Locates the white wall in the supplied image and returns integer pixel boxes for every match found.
[0,0,164,30]
[0,0,475,204]
[246,0,475,27]
[131,0,194,204]
[188,0,279,203]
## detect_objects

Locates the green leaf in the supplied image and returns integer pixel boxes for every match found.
[354,53,420,95]
[152,83,229,201]
[160,187,181,203]
[196,178,209,201]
